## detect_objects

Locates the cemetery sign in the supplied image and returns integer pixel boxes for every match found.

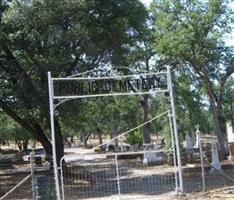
[53,72,168,99]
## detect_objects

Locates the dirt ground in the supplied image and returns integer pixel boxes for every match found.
[1,145,234,199]
[173,186,234,200]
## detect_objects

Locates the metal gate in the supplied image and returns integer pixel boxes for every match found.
[48,66,183,200]
[60,149,176,200]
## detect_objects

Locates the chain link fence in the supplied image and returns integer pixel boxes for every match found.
[60,150,176,200]
[182,134,234,193]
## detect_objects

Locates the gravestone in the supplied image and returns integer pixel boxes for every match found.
[227,122,234,161]
[185,132,194,151]
[211,141,222,172]
[193,124,200,149]
[228,143,234,161]
[119,141,124,152]
[185,132,194,163]
[143,152,157,166]
[226,122,234,143]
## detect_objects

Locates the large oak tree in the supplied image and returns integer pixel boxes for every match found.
[0,0,148,163]
[151,0,234,157]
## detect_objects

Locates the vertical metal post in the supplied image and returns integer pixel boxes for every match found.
[60,157,65,200]
[168,111,179,192]
[198,133,206,192]
[30,149,36,200]
[115,154,121,200]
[48,72,61,200]
[167,66,183,193]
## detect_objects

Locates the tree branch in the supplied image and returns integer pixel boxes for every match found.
[2,44,45,110]
[218,61,234,107]
[0,100,36,134]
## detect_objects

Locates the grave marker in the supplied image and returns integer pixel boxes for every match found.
[211,141,222,172]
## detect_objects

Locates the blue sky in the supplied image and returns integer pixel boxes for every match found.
[141,0,234,46]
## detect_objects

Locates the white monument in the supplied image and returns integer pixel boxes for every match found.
[211,141,222,172]
[226,122,234,143]
[194,124,200,149]
[185,131,194,151]
[226,122,234,161]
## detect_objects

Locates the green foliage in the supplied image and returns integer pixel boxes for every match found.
[222,77,234,127]
[0,0,148,155]
[126,130,143,145]
[59,96,141,140]
[0,112,31,147]
[151,0,234,154]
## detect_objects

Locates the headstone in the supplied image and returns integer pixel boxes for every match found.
[119,139,124,152]
[227,122,234,143]
[136,157,142,167]
[185,132,194,151]
[143,152,157,165]
[211,141,222,172]
[193,125,200,149]
[131,144,138,152]
[228,143,234,161]
[185,132,194,163]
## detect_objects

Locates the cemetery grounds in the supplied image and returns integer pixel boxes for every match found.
[0,138,234,200]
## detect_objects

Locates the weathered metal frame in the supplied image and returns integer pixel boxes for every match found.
[47,66,183,200]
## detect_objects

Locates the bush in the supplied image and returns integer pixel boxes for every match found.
[127,131,143,145]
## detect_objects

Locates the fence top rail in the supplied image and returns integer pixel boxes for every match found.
[63,149,166,164]
[107,149,165,156]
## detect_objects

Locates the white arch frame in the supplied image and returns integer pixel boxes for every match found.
[47,66,183,200]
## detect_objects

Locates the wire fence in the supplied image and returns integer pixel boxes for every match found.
[0,152,57,200]
[182,134,234,193]
[1,142,234,200]
[0,173,32,200]
[60,150,176,200]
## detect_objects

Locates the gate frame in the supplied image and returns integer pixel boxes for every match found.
[48,66,183,200]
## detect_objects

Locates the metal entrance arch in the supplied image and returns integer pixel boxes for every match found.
[47,66,183,200]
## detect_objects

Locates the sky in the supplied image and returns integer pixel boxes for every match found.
[140,0,234,47]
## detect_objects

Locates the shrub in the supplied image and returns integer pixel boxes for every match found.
[127,130,143,145]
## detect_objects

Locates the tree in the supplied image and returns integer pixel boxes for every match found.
[124,14,158,143]
[59,96,141,148]
[173,67,214,134]
[0,0,148,163]
[222,77,234,130]
[0,112,31,151]
[151,0,234,157]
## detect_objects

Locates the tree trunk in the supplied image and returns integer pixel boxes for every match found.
[197,73,228,159]
[33,123,53,158]
[141,95,151,143]
[207,92,227,159]
[23,140,28,152]
[97,128,103,145]
[54,119,64,165]
[15,140,22,151]
[70,136,74,144]
[83,133,91,148]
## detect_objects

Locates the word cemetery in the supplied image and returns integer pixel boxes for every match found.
[53,73,167,98]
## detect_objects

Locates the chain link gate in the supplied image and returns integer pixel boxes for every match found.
[60,150,176,200]
[48,66,183,200]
